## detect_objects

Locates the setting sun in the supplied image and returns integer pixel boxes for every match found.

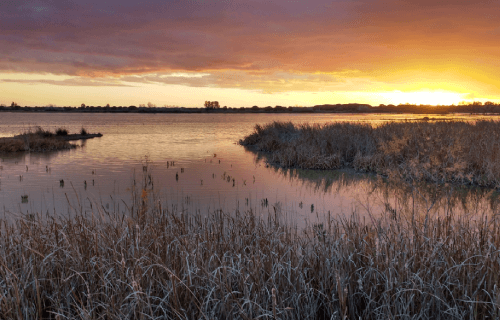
[381,90,465,106]
[1,0,499,107]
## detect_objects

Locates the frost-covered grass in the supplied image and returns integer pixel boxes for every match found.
[240,120,500,188]
[1,171,500,319]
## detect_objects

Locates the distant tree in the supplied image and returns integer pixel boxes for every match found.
[204,101,220,110]
[485,101,495,106]
[11,101,18,107]
[105,103,110,108]
[472,101,483,106]
[147,102,156,108]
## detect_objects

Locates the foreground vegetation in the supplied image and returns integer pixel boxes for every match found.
[240,120,500,188]
[0,127,101,153]
[1,172,500,319]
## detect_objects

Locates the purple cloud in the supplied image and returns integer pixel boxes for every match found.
[0,0,499,89]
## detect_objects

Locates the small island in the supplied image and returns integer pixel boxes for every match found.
[0,127,103,153]
[240,120,500,188]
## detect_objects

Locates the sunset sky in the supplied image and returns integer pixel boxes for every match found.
[1,0,499,108]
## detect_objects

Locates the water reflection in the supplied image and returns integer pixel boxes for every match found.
[1,149,71,164]
[262,156,500,219]
[1,113,499,225]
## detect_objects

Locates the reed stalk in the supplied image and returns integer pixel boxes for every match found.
[0,174,499,319]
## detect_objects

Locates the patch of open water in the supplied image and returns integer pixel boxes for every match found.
[1,112,499,226]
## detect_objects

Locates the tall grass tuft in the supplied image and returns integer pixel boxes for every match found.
[35,126,55,138]
[240,120,500,188]
[1,170,500,318]
[55,127,69,136]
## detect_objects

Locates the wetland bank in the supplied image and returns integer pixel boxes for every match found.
[240,120,500,187]
[1,112,500,319]
[0,126,102,153]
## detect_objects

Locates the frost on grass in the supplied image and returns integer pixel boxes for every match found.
[1,183,500,319]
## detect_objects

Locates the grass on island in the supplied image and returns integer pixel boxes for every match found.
[240,120,500,188]
[0,126,97,153]
[1,169,500,319]
[55,127,69,136]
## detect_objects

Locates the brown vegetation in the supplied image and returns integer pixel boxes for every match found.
[240,120,500,188]
[1,172,499,319]
[0,127,100,153]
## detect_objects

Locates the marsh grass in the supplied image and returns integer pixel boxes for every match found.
[55,128,69,136]
[240,120,500,188]
[1,168,500,319]
[35,127,56,138]
[0,127,93,153]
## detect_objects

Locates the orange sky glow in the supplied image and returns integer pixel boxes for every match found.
[1,0,499,108]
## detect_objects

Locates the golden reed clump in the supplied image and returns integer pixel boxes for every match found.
[240,120,500,187]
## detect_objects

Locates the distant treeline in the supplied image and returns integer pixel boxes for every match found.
[1,102,500,114]
[313,102,500,114]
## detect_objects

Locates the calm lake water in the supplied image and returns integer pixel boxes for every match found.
[1,112,499,225]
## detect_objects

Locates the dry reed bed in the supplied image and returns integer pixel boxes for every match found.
[0,127,98,153]
[1,192,500,319]
[0,127,74,153]
[0,135,74,153]
[240,120,500,188]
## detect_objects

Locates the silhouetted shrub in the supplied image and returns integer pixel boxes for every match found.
[55,128,68,136]
[34,127,54,138]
